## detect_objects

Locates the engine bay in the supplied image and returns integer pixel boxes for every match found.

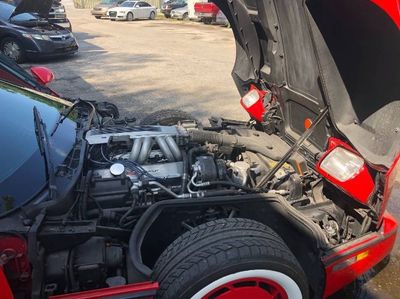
[82,124,371,242]
[22,121,377,296]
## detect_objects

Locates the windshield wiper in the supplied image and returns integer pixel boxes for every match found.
[33,106,57,201]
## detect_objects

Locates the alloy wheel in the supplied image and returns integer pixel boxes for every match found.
[2,41,21,62]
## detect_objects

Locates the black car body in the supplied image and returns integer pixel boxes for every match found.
[0,1,78,63]
[161,0,187,17]
[48,0,72,31]
[0,1,399,299]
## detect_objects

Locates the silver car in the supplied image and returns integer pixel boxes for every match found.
[107,1,157,21]
[91,0,124,19]
[215,10,229,26]
[170,5,189,20]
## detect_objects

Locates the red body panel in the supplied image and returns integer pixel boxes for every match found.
[30,66,55,85]
[316,138,375,204]
[0,235,31,298]
[0,266,14,299]
[49,282,158,299]
[194,2,220,15]
[379,153,400,223]
[322,212,398,298]
[0,69,32,88]
[240,85,267,122]
[371,0,400,28]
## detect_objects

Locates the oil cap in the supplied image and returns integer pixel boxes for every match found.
[110,163,125,176]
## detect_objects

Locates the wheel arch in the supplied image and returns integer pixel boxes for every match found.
[128,193,327,298]
[0,33,20,43]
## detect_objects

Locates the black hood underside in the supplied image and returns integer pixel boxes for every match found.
[214,0,399,168]
[11,0,53,18]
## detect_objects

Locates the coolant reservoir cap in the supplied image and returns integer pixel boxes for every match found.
[110,163,125,176]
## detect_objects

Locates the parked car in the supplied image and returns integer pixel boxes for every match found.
[0,1,399,299]
[91,0,124,19]
[161,0,187,18]
[194,1,219,24]
[0,52,58,95]
[170,5,189,20]
[107,0,156,21]
[0,1,78,63]
[215,9,228,26]
[48,0,72,31]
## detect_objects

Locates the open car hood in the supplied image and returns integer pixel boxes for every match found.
[11,0,53,18]
[214,0,400,168]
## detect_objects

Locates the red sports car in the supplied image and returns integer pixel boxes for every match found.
[0,1,398,299]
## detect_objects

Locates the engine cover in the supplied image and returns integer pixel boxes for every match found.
[85,125,186,145]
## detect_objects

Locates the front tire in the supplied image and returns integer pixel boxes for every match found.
[1,38,24,63]
[153,218,309,299]
[127,12,134,21]
[149,11,156,20]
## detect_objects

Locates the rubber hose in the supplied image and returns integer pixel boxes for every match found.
[189,130,281,160]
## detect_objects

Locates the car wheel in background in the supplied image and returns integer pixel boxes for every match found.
[149,11,156,20]
[203,17,212,24]
[127,12,134,21]
[1,38,24,63]
[164,14,170,18]
[182,12,189,20]
[95,16,101,19]
[153,218,309,299]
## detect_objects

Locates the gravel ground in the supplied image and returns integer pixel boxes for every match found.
[25,0,247,123]
[22,1,399,298]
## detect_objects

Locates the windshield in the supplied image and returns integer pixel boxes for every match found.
[0,2,39,21]
[0,83,77,216]
[11,12,38,22]
[0,2,15,20]
[120,1,135,7]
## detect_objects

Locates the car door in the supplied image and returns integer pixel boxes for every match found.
[140,2,153,18]
[134,2,145,18]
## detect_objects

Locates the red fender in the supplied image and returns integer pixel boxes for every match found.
[0,266,14,299]
[371,0,400,28]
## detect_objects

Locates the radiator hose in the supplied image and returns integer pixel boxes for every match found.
[189,130,281,160]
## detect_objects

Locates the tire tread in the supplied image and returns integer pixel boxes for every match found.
[153,218,306,299]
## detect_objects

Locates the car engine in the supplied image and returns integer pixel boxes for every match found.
[33,123,366,296]
[84,124,309,226]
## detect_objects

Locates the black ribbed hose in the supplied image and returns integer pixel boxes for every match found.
[188,130,281,160]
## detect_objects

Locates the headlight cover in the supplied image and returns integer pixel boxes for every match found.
[320,147,364,182]
[316,138,375,204]
[240,85,270,122]
[22,33,52,41]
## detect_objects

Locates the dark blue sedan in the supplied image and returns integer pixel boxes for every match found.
[0,1,78,63]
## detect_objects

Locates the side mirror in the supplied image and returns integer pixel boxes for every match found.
[30,67,55,85]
